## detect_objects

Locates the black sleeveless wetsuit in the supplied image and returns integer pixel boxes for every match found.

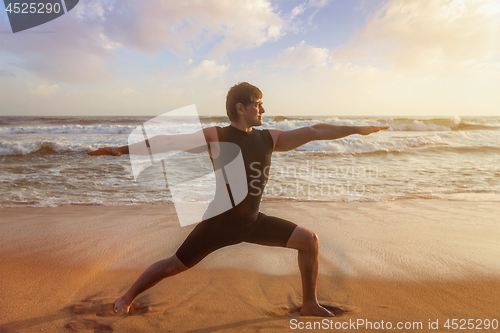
[176,125,297,268]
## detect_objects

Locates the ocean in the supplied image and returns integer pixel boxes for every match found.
[1,115,499,207]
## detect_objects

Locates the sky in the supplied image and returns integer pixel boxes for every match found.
[0,0,499,117]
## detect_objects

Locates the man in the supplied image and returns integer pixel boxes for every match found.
[88,82,389,317]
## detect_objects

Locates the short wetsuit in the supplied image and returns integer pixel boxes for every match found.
[176,125,297,268]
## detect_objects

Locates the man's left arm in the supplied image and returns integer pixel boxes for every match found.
[269,124,390,151]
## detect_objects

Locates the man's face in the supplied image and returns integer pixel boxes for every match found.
[243,97,265,126]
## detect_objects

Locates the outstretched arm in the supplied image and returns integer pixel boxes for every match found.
[87,127,218,156]
[269,124,389,151]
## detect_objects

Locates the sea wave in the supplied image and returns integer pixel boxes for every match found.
[0,122,219,135]
[294,134,446,154]
[2,116,499,135]
[0,136,430,156]
[0,141,93,155]
[0,124,136,135]
[3,132,498,156]
[266,116,500,132]
[382,117,499,131]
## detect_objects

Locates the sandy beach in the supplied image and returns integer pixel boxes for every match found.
[1,200,499,332]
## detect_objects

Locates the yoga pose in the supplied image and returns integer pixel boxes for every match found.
[88,82,389,317]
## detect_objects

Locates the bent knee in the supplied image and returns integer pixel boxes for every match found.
[288,227,320,252]
[307,232,319,252]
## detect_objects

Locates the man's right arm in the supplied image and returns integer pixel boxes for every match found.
[87,127,218,156]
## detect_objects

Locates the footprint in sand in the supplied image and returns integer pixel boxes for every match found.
[69,300,152,317]
[266,303,359,318]
[64,319,113,332]
[126,304,152,316]
[64,298,152,332]
[322,303,360,316]
[69,301,113,317]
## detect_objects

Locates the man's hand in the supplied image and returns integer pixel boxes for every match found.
[87,147,123,156]
[357,126,390,136]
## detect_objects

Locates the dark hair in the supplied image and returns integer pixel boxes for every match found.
[225,82,262,121]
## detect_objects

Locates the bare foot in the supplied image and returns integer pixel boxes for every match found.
[300,304,335,317]
[113,295,131,315]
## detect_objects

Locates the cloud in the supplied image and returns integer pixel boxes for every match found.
[0,0,290,83]
[97,0,285,60]
[121,87,137,95]
[29,85,61,98]
[332,0,500,76]
[188,60,229,80]
[355,1,367,12]
[270,41,329,69]
[289,0,331,19]
[287,0,332,31]
[0,11,114,84]
[0,69,15,78]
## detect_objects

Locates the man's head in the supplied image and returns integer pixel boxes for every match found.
[226,82,263,122]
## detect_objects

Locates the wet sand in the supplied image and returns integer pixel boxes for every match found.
[1,200,499,332]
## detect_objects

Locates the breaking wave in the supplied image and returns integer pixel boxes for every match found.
[2,116,499,135]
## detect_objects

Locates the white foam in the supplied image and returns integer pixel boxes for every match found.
[0,140,100,155]
[0,123,212,135]
[262,116,468,132]
[293,133,449,154]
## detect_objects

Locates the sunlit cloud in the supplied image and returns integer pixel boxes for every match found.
[0,0,287,84]
[188,60,229,80]
[29,85,61,98]
[270,41,329,70]
[332,0,500,77]
[95,0,285,60]
[0,0,498,116]
[0,14,114,84]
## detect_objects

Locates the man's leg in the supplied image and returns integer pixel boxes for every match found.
[114,254,188,314]
[286,226,334,317]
